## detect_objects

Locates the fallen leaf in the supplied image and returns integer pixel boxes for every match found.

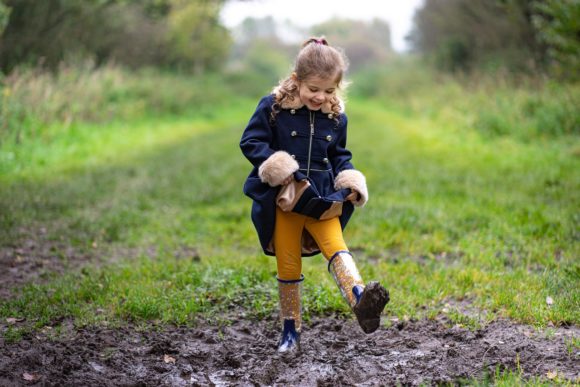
[22,372,40,382]
[546,370,557,379]
[164,354,176,364]
[6,317,24,324]
[546,296,554,306]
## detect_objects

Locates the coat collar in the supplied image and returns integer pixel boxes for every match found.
[272,84,345,114]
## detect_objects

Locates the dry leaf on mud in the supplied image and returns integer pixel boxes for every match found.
[6,317,24,324]
[546,370,557,379]
[163,354,176,364]
[546,296,554,306]
[22,372,40,382]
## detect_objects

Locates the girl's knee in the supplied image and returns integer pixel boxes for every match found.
[305,218,348,259]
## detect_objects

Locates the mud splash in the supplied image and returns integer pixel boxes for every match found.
[1,315,578,386]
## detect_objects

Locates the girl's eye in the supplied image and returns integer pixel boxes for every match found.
[309,88,318,92]
[325,90,335,94]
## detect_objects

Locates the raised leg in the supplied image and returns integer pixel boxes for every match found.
[328,251,389,333]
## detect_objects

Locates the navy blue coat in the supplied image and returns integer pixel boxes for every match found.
[240,94,356,256]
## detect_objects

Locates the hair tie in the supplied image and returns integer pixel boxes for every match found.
[312,38,327,46]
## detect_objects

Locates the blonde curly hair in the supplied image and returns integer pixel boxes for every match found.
[271,37,349,123]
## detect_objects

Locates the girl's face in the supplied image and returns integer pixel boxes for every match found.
[296,75,338,111]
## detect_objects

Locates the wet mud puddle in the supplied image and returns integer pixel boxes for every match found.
[1,316,578,386]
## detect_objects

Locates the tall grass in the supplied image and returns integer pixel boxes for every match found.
[351,57,580,140]
[0,61,235,146]
[2,58,578,148]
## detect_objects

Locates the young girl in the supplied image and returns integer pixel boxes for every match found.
[240,37,389,353]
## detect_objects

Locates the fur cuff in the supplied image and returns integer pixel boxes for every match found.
[334,169,369,207]
[258,151,299,187]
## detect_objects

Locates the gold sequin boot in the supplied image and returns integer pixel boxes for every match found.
[328,251,389,334]
[277,275,303,352]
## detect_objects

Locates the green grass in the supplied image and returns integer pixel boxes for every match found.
[464,363,577,386]
[0,82,578,339]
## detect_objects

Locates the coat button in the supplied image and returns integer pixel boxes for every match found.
[328,113,333,119]
[326,135,332,141]
[291,130,297,137]
[290,109,296,115]
[322,158,329,164]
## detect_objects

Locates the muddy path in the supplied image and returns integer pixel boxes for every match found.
[1,314,578,386]
[0,226,98,300]
[0,226,198,301]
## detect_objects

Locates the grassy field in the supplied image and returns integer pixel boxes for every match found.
[1,74,578,343]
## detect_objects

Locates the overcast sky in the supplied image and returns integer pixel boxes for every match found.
[220,0,425,52]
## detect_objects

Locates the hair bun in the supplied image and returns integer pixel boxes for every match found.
[304,37,328,47]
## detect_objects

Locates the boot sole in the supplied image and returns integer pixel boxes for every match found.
[353,281,390,334]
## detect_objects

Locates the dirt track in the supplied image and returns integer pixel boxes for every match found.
[0,228,97,300]
[1,313,578,386]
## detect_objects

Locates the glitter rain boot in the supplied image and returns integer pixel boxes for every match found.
[328,251,389,334]
[277,275,303,352]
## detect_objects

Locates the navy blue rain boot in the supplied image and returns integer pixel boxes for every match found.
[277,276,303,353]
[329,251,389,334]
[278,319,300,353]
[352,282,390,334]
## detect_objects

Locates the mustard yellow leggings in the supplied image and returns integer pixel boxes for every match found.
[274,207,348,280]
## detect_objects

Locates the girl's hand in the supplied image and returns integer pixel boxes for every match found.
[346,189,361,203]
[281,175,294,185]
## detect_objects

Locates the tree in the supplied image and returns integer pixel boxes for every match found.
[0,1,10,37]
[532,0,580,80]
[166,0,231,74]
[0,0,110,71]
[408,0,543,72]
[0,0,231,73]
